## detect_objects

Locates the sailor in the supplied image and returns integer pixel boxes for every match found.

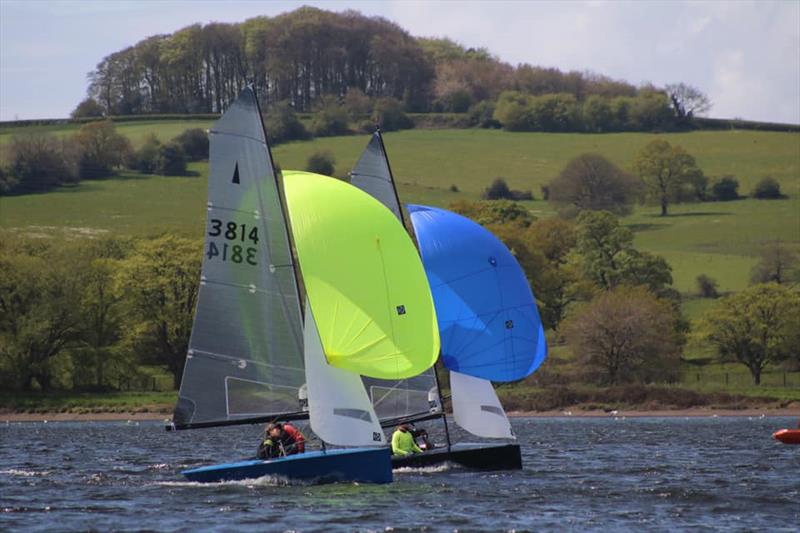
[391,423,423,456]
[257,422,306,459]
[411,426,434,451]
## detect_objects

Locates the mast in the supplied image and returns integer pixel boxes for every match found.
[375,128,408,230]
[351,129,451,445]
[253,87,305,321]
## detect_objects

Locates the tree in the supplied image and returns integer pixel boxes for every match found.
[449,199,534,228]
[0,244,84,390]
[564,286,683,384]
[468,100,500,128]
[523,217,579,331]
[265,101,310,144]
[306,151,336,176]
[548,153,642,216]
[633,139,702,216]
[71,97,106,119]
[574,210,673,294]
[493,91,534,131]
[582,95,613,132]
[72,256,126,390]
[665,82,711,120]
[710,175,739,201]
[700,284,800,384]
[126,133,161,174]
[696,274,719,298]
[484,178,511,199]
[0,166,18,195]
[751,177,784,199]
[116,236,201,387]
[73,120,131,179]
[311,98,351,137]
[529,93,579,131]
[158,141,187,176]
[629,89,673,131]
[173,128,209,161]
[372,97,413,131]
[7,133,78,192]
[750,242,799,285]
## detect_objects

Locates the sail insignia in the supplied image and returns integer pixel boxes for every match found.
[232,162,240,184]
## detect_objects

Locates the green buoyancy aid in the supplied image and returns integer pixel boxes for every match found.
[391,429,422,456]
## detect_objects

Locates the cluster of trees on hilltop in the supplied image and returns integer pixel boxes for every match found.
[77,6,704,133]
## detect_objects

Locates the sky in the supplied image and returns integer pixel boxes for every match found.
[1,0,798,123]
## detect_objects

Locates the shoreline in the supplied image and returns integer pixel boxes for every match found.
[3,406,798,423]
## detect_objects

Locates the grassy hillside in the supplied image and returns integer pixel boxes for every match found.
[2,126,797,292]
[278,129,800,196]
[1,123,798,404]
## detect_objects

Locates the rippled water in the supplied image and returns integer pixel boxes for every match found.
[2,416,798,532]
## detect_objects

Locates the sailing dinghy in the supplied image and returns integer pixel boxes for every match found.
[350,132,547,470]
[172,89,437,484]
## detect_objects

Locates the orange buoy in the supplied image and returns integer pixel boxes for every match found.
[773,429,800,444]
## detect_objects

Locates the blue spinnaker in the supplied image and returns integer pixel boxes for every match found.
[407,204,547,382]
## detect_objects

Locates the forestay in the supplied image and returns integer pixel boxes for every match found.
[408,204,547,382]
[282,171,439,381]
[351,132,440,422]
[173,87,305,428]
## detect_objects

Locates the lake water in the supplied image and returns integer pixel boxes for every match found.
[2,416,798,532]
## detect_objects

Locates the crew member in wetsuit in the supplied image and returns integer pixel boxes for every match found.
[391,423,423,457]
[257,422,306,459]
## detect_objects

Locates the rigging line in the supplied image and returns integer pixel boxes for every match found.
[350,172,391,182]
[207,204,267,217]
[210,129,267,145]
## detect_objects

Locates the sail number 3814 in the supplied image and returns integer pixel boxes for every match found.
[207,218,258,266]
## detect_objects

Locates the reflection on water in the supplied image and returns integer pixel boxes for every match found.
[2,417,798,531]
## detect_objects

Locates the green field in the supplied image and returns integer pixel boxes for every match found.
[2,125,798,296]
[2,124,799,401]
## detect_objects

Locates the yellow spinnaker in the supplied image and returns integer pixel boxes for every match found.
[282,171,439,380]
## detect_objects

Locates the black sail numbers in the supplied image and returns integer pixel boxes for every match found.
[206,218,259,266]
[205,161,259,266]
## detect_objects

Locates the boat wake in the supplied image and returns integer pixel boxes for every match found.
[0,469,51,477]
[393,462,456,475]
[156,474,304,488]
